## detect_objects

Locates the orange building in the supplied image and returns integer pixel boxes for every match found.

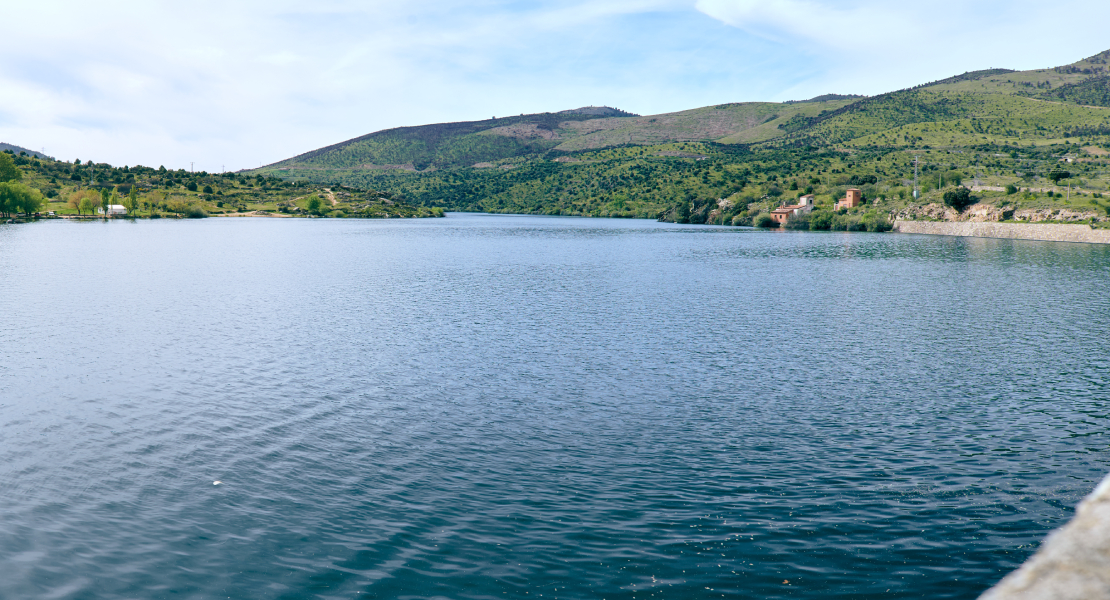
[769,195,815,225]
[835,188,863,210]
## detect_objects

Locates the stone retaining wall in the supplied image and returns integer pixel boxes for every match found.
[980,472,1110,599]
[894,220,1110,244]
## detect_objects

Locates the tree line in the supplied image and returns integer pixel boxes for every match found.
[0,153,45,218]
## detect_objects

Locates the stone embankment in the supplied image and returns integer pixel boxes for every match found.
[894,220,1110,244]
[980,472,1110,599]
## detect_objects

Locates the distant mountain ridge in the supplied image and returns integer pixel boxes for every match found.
[1,143,53,160]
[558,106,639,117]
[253,48,1110,221]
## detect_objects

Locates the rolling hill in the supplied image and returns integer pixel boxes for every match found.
[252,49,1110,224]
[0,143,52,160]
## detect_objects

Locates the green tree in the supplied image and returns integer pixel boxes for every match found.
[1048,168,1071,184]
[0,152,23,183]
[100,189,110,216]
[0,182,43,217]
[202,184,213,194]
[943,186,974,211]
[186,181,198,192]
[79,196,96,216]
[305,195,322,214]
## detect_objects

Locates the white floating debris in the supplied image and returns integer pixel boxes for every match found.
[213,481,222,485]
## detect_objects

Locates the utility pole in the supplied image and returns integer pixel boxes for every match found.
[913,156,919,199]
[190,162,194,173]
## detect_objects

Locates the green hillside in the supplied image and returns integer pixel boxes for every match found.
[251,49,1110,226]
[0,150,442,220]
[268,107,639,172]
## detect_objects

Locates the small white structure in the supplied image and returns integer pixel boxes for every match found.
[98,205,127,216]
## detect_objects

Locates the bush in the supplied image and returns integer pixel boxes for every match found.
[832,214,868,231]
[186,181,198,192]
[1005,184,1018,195]
[943,186,974,211]
[754,214,778,228]
[202,185,213,194]
[731,213,752,227]
[808,210,834,230]
[783,213,810,230]
[865,214,893,232]
[184,205,208,218]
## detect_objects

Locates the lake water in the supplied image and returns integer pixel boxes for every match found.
[2,214,1109,599]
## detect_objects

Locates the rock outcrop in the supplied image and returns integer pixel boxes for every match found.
[896,203,1102,224]
[1012,208,1101,223]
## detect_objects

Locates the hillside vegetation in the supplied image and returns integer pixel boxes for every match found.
[0,150,442,220]
[247,50,1110,227]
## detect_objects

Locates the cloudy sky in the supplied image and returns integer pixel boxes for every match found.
[2,1,1108,171]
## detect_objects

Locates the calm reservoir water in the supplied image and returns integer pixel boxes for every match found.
[2,214,1109,599]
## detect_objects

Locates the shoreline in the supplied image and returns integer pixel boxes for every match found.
[894,220,1110,244]
[981,471,1110,598]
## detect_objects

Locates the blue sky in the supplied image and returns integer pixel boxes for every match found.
[2,0,1108,171]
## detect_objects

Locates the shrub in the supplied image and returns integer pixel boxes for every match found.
[184,205,208,218]
[783,213,810,230]
[832,214,868,231]
[731,213,752,227]
[808,210,834,230]
[865,214,893,232]
[754,214,778,228]
[186,181,198,192]
[1005,184,1018,195]
[202,185,213,194]
[943,186,974,211]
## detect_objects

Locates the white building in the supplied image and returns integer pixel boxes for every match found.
[98,205,128,216]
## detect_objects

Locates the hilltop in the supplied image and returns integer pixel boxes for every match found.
[243,48,1110,227]
[0,143,52,160]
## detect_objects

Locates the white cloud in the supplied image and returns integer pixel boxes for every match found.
[1,1,1109,171]
[696,0,1110,101]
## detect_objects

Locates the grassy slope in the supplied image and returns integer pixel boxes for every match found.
[262,99,859,176]
[246,48,1110,224]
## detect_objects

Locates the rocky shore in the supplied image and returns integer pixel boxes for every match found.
[894,220,1110,244]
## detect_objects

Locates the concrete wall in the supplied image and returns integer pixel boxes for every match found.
[894,220,1110,245]
[980,472,1110,599]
